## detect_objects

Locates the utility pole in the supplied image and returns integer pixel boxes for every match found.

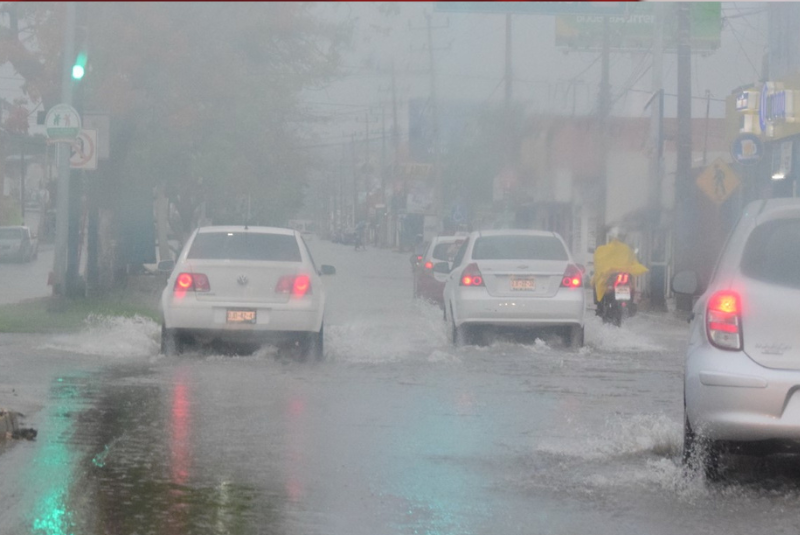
[391,59,401,249]
[351,134,357,228]
[646,2,666,311]
[410,14,449,225]
[52,1,76,297]
[425,12,442,222]
[674,2,694,312]
[595,15,611,248]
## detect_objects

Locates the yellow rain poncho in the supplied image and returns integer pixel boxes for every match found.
[591,239,649,302]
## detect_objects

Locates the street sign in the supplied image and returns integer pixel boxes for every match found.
[696,158,740,205]
[555,3,721,52]
[82,113,110,160]
[45,103,81,141]
[731,133,764,165]
[435,2,628,15]
[70,129,98,170]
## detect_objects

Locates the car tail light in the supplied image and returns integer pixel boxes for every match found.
[174,272,210,293]
[706,290,742,351]
[424,261,434,270]
[276,274,313,298]
[561,264,583,288]
[460,263,485,287]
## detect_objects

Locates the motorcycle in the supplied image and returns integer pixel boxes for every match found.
[596,272,633,327]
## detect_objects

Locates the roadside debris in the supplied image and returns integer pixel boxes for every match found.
[0,409,37,441]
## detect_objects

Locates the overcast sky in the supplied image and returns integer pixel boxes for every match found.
[303,2,768,145]
[1,2,769,143]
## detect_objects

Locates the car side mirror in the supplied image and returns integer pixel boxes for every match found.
[433,261,450,274]
[320,264,336,276]
[671,270,700,296]
[157,260,175,273]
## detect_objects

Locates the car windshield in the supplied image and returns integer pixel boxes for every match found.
[187,232,302,262]
[471,235,568,261]
[0,228,22,240]
[740,218,800,289]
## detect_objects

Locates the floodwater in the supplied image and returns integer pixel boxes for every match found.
[2,241,800,535]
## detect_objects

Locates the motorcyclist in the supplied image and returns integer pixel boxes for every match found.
[591,226,648,311]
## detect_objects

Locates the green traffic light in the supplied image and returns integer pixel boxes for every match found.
[72,52,87,80]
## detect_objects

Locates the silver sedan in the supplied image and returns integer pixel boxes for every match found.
[439,229,585,348]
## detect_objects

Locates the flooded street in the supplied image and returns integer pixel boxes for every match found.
[2,240,800,535]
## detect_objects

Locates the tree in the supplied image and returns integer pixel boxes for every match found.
[1,2,353,249]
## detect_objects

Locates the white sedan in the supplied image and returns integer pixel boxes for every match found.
[159,226,335,359]
[439,229,585,348]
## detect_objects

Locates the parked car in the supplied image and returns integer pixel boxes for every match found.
[673,198,800,478]
[159,226,336,359]
[440,229,585,347]
[0,226,38,263]
[413,234,467,307]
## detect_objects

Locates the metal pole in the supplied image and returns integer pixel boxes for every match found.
[52,1,76,297]
[675,2,694,312]
[425,12,442,222]
[647,2,666,311]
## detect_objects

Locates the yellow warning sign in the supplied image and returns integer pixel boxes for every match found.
[696,158,740,205]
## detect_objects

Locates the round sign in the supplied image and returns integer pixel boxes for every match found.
[45,103,81,140]
[731,133,764,165]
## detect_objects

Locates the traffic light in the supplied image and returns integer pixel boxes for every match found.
[72,52,87,80]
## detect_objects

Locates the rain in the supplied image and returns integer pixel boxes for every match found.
[2,3,800,535]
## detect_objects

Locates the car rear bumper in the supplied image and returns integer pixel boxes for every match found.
[686,346,800,442]
[162,296,322,334]
[453,288,584,328]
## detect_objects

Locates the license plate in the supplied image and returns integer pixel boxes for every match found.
[510,277,535,291]
[615,286,631,301]
[227,309,257,323]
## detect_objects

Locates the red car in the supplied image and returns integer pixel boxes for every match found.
[413,235,466,308]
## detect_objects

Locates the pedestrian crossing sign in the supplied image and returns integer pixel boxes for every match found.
[696,158,740,205]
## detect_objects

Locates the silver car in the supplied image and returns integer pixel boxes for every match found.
[674,198,800,478]
[159,226,335,359]
[439,229,585,348]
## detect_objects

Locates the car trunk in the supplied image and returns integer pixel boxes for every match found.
[740,278,800,370]
[478,260,567,298]
[184,260,303,304]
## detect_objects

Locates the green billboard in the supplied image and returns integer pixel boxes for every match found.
[555,3,721,52]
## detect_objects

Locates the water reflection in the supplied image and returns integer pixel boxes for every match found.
[16,365,268,534]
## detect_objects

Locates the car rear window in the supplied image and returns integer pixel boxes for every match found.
[0,228,22,240]
[472,235,568,261]
[741,219,800,289]
[187,232,302,261]
[432,240,464,261]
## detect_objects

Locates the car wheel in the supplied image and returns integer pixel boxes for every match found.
[566,325,584,349]
[161,323,182,356]
[683,411,722,481]
[298,324,324,362]
[450,306,469,347]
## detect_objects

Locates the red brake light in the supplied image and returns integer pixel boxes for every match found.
[176,273,193,290]
[460,263,485,287]
[706,290,742,350]
[174,272,210,293]
[276,274,312,298]
[417,255,423,261]
[614,273,630,286]
[561,264,583,288]
[424,261,434,270]
[292,274,311,297]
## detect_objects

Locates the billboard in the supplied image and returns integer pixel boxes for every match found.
[555,2,721,52]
